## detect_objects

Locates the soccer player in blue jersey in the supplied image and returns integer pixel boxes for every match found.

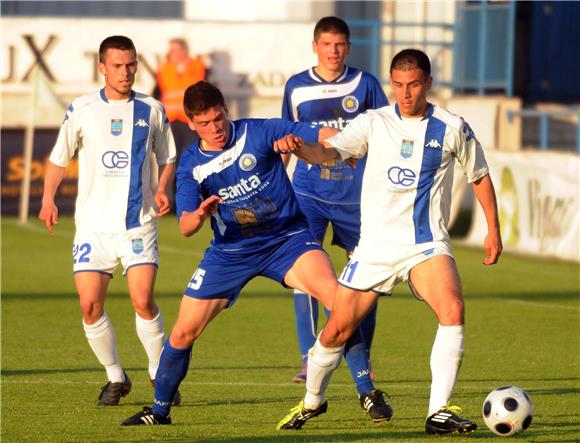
[282,16,391,422]
[39,36,178,406]
[121,80,358,426]
[276,49,502,435]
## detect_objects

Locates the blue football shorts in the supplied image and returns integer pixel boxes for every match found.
[183,230,324,307]
[296,194,360,252]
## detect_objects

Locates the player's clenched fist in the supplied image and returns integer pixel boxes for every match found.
[273,134,304,154]
[197,195,222,217]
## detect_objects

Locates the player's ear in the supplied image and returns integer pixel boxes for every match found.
[98,62,106,76]
[187,119,196,131]
[311,40,317,54]
[223,104,229,117]
[425,75,433,91]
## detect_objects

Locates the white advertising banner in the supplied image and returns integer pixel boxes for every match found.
[465,151,580,262]
[2,18,315,124]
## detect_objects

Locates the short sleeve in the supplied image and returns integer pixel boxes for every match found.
[153,107,177,165]
[49,103,80,167]
[325,112,371,160]
[454,119,489,183]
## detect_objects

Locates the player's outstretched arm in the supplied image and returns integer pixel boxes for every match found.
[273,134,340,164]
[38,161,66,235]
[155,162,176,217]
[179,195,222,237]
[472,174,503,265]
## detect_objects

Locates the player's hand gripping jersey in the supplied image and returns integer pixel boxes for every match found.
[327,104,489,254]
[282,66,388,204]
[49,89,176,233]
[176,119,320,252]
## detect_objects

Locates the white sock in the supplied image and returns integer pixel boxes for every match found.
[135,311,165,380]
[428,324,464,417]
[83,313,125,383]
[304,333,344,409]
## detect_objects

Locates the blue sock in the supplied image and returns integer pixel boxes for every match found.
[324,307,374,395]
[359,303,378,357]
[294,291,318,359]
[151,339,192,417]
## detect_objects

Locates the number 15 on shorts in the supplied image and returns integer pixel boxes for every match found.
[188,268,206,291]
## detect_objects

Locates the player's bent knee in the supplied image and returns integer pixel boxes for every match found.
[131,298,158,318]
[437,297,464,325]
[79,300,104,323]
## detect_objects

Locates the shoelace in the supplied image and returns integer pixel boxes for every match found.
[444,405,463,415]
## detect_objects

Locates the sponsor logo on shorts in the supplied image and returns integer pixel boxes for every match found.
[111,119,123,136]
[132,238,144,254]
[239,153,257,172]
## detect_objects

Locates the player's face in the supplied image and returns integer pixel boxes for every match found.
[98,48,137,100]
[313,32,350,75]
[390,68,432,118]
[189,105,230,150]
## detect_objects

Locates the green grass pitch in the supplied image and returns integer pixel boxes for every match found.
[2,216,579,442]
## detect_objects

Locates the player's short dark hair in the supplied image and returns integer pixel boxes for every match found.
[390,49,431,79]
[314,16,350,42]
[99,36,136,62]
[183,81,225,119]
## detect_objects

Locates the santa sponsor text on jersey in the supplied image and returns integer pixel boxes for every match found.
[176,118,320,252]
[282,66,388,204]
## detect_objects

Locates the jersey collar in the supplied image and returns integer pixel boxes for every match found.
[394,102,434,121]
[308,65,349,84]
[99,88,135,103]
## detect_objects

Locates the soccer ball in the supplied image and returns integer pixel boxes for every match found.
[482,386,534,437]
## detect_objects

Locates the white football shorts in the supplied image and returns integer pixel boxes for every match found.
[337,241,453,295]
[72,223,159,275]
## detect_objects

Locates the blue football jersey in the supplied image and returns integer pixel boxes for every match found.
[176,118,320,252]
[282,66,388,204]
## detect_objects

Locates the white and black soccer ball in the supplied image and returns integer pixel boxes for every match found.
[482,386,534,437]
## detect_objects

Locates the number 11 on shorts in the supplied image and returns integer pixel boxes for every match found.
[340,260,358,283]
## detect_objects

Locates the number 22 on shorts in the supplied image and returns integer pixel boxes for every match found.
[188,268,206,290]
[73,243,92,264]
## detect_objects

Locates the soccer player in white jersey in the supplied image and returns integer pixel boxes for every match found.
[282,16,391,423]
[276,49,502,435]
[38,36,178,406]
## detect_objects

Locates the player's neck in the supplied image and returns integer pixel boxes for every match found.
[104,85,131,101]
[200,138,223,151]
[314,65,345,83]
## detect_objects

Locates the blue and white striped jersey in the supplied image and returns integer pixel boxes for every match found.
[49,89,176,233]
[327,103,489,253]
[176,118,320,252]
[282,66,388,204]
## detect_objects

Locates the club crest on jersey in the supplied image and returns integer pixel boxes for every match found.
[132,238,144,254]
[401,139,414,158]
[239,153,257,172]
[342,95,359,113]
[111,119,123,136]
